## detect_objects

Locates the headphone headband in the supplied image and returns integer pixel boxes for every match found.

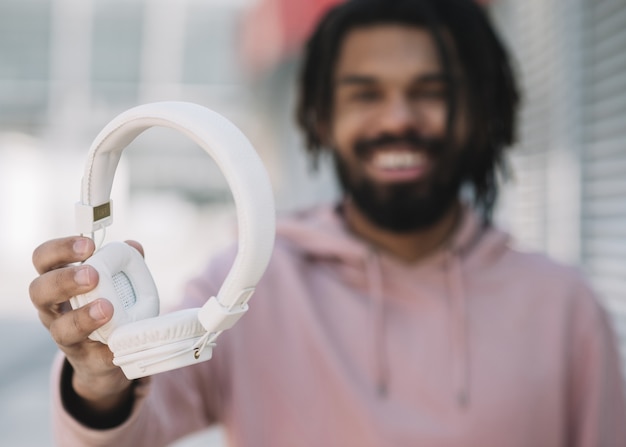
[75,101,275,329]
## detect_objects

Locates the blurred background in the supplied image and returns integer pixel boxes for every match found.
[0,0,624,445]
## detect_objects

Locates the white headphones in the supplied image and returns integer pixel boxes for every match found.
[69,101,275,380]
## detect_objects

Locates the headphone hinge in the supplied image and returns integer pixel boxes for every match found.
[198,289,254,333]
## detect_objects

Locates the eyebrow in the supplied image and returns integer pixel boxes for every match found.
[335,72,451,87]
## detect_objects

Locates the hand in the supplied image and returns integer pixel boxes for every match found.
[29,236,142,414]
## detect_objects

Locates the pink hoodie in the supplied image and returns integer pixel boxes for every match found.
[52,205,626,446]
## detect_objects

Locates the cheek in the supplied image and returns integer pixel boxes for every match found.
[330,113,360,155]
[331,98,380,147]
[418,103,448,136]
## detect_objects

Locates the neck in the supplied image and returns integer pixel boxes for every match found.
[343,198,462,263]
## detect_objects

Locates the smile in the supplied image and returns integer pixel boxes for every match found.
[373,150,427,170]
[367,149,430,183]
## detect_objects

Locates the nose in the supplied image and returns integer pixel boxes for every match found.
[378,94,416,135]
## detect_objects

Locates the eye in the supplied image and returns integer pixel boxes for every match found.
[409,87,448,102]
[350,89,382,103]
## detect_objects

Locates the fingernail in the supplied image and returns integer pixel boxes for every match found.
[73,238,89,255]
[88,301,106,321]
[74,266,91,286]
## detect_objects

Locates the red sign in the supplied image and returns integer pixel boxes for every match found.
[239,0,492,75]
[239,0,343,74]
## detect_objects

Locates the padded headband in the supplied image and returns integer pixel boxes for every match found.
[75,101,275,328]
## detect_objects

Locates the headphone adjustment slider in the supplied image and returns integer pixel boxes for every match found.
[76,200,113,234]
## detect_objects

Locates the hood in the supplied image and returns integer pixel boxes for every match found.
[276,204,369,264]
[276,203,511,407]
[276,203,510,269]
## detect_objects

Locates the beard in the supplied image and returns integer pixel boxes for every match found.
[333,131,465,233]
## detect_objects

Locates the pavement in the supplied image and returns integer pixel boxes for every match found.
[0,318,57,447]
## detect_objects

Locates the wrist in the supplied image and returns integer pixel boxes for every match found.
[61,359,136,429]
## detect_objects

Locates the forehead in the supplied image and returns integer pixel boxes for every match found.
[334,25,443,80]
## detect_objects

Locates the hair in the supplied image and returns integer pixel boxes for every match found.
[295,0,520,220]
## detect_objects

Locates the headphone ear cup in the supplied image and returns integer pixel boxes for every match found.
[108,308,206,357]
[70,241,160,343]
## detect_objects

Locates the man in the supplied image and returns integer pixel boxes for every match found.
[29,0,626,446]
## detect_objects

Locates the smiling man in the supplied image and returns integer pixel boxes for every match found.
[328,24,468,257]
[29,0,626,446]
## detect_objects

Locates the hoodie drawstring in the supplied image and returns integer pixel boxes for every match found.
[366,248,470,407]
[366,249,388,398]
[444,249,470,408]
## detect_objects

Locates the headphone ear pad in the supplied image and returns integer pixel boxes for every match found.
[70,241,160,343]
[107,308,206,357]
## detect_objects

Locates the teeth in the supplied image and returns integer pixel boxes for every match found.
[374,151,425,169]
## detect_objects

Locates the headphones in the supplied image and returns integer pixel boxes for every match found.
[69,101,275,380]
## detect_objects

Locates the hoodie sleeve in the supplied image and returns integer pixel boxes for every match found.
[567,278,626,447]
[51,352,226,447]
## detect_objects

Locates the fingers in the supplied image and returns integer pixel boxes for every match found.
[30,237,100,330]
[49,298,114,347]
[32,236,95,275]
[29,235,134,395]
[30,236,145,332]
[29,236,103,359]
[124,240,144,257]
[30,264,98,306]
[30,264,99,323]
